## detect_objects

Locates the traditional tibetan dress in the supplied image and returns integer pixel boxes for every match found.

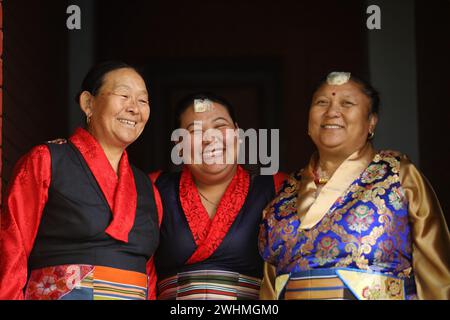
[0,128,160,300]
[259,143,450,300]
[152,166,286,300]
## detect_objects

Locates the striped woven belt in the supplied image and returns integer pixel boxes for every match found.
[158,270,261,300]
[277,268,416,300]
[25,265,148,300]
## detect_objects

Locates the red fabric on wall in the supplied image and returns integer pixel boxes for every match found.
[0,0,3,206]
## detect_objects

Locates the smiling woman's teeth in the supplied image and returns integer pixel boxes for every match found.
[203,149,224,158]
[322,125,343,129]
[118,119,137,127]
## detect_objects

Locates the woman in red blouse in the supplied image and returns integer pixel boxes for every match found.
[151,92,287,300]
[0,61,161,300]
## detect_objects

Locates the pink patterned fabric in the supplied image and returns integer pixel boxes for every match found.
[25,265,94,300]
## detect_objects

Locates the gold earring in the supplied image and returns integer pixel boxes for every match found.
[86,116,91,125]
[368,131,375,140]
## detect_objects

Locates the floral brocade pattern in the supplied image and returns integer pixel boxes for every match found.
[345,205,375,233]
[25,265,94,300]
[314,237,340,266]
[258,152,413,277]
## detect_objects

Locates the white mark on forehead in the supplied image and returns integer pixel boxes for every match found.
[194,99,213,113]
[326,72,351,86]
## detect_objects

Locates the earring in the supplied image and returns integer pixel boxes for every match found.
[86,115,91,125]
[368,131,375,140]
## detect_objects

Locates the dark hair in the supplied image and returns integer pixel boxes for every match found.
[312,73,380,115]
[173,92,237,129]
[75,60,144,103]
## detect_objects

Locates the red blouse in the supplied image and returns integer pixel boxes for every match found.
[0,128,162,300]
[150,166,288,266]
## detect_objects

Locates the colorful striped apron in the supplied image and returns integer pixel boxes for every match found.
[25,265,148,300]
[158,270,261,300]
[277,268,417,300]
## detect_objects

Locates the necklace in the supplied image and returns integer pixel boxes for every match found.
[197,189,219,207]
[314,166,330,185]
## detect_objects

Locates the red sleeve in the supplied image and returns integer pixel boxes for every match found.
[151,183,163,227]
[146,256,157,300]
[146,171,163,299]
[148,170,162,184]
[149,171,163,226]
[0,145,51,300]
[273,172,289,193]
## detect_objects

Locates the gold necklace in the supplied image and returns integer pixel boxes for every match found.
[197,190,219,207]
[314,166,330,185]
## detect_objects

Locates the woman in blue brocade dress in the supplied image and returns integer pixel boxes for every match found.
[258,72,450,300]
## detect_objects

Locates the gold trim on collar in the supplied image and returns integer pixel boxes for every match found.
[297,143,376,229]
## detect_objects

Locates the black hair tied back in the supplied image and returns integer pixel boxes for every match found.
[75,60,143,104]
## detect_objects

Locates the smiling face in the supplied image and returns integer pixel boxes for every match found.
[179,102,238,180]
[308,80,378,158]
[80,68,150,150]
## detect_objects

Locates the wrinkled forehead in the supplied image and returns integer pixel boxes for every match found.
[102,68,147,91]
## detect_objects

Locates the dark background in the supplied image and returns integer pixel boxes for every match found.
[2,0,449,224]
